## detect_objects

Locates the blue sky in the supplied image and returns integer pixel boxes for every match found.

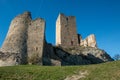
[0,0,120,57]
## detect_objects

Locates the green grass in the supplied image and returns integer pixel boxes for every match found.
[0,61,120,80]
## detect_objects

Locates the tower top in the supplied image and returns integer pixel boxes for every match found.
[23,11,31,16]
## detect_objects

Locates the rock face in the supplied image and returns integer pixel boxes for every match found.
[43,45,113,65]
[0,51,21,66]
[0,12,113,66]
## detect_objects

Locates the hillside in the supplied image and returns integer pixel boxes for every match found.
[0,61,119,80]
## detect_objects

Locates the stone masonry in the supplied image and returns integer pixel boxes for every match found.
[27,18,45,64]
[0,12,113,66]
[56,13,97,48]
[80,34,97,47]
[56,13,78,47]
[1,12,45,65]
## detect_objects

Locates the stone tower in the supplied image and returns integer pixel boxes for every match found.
[1,12,45,65]
[27,18,45,64]
[56,13,79,47]
[1,12,31,64]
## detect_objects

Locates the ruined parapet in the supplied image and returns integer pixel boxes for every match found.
[56,13,78,47]
[27,18,45,65]
[87,34,97,47]
[81,34,97,48]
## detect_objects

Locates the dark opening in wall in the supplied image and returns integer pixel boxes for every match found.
[71,41,73,46]
[66,17,68,21]
[36,47,38,51]
[77,34,80,44]
[65,17,69,27]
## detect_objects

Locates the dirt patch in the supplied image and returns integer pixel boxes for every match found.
[64,70,88,80]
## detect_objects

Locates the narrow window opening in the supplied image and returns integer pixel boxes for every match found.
[71,41,73,46]
[66,17,68,21]
[36,47,38,51]
[77,34,80,44]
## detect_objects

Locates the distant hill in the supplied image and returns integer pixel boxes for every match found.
[0,61,119,80]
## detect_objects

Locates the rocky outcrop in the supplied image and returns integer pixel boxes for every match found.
[0,51,21,66]
[42,43,113,66]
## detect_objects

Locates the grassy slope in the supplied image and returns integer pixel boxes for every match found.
[0,61,120,80]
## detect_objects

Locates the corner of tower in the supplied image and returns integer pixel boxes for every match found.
[14,11,32,20]
[56,13,65,22]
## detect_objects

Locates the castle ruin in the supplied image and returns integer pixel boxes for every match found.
[56,13,97,48]
[0,12,110,67]
[1,12,45,64]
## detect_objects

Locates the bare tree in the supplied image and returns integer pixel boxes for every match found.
[113,54,120,61]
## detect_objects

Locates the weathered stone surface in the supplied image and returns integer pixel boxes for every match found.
[0,12,45,66]
[0,51,21,66]
[0,12,113,66]
[42,46,113,66]
[50,59,61,66]
[1,12,31,64]
[43,42,61,65]
[56,14,97,48]
[87,34,97,47]
[81,34,97,48]
[56,14,78,47]
[27,18,45,65]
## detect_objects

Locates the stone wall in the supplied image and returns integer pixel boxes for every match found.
[0,12,45,65]
[27,18,45,64]
[1,12,31,64]
[80,34,97,48]
[56,13,78,47]
[0,12,113,66]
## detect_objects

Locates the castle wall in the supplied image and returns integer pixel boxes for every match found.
[56,14,78,47]
[27,18,45,64]
[56,15,61,46]
[86,34,97,47]
[1,12,46,65]
[80,34,97,48]
[1,12,31,64]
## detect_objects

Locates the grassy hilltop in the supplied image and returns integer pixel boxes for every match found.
[0,61,120,80]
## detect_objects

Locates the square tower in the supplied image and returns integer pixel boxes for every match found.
[56,13,79,47]
[27,18,45,64]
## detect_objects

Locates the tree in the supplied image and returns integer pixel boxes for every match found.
[113,54,120,61]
